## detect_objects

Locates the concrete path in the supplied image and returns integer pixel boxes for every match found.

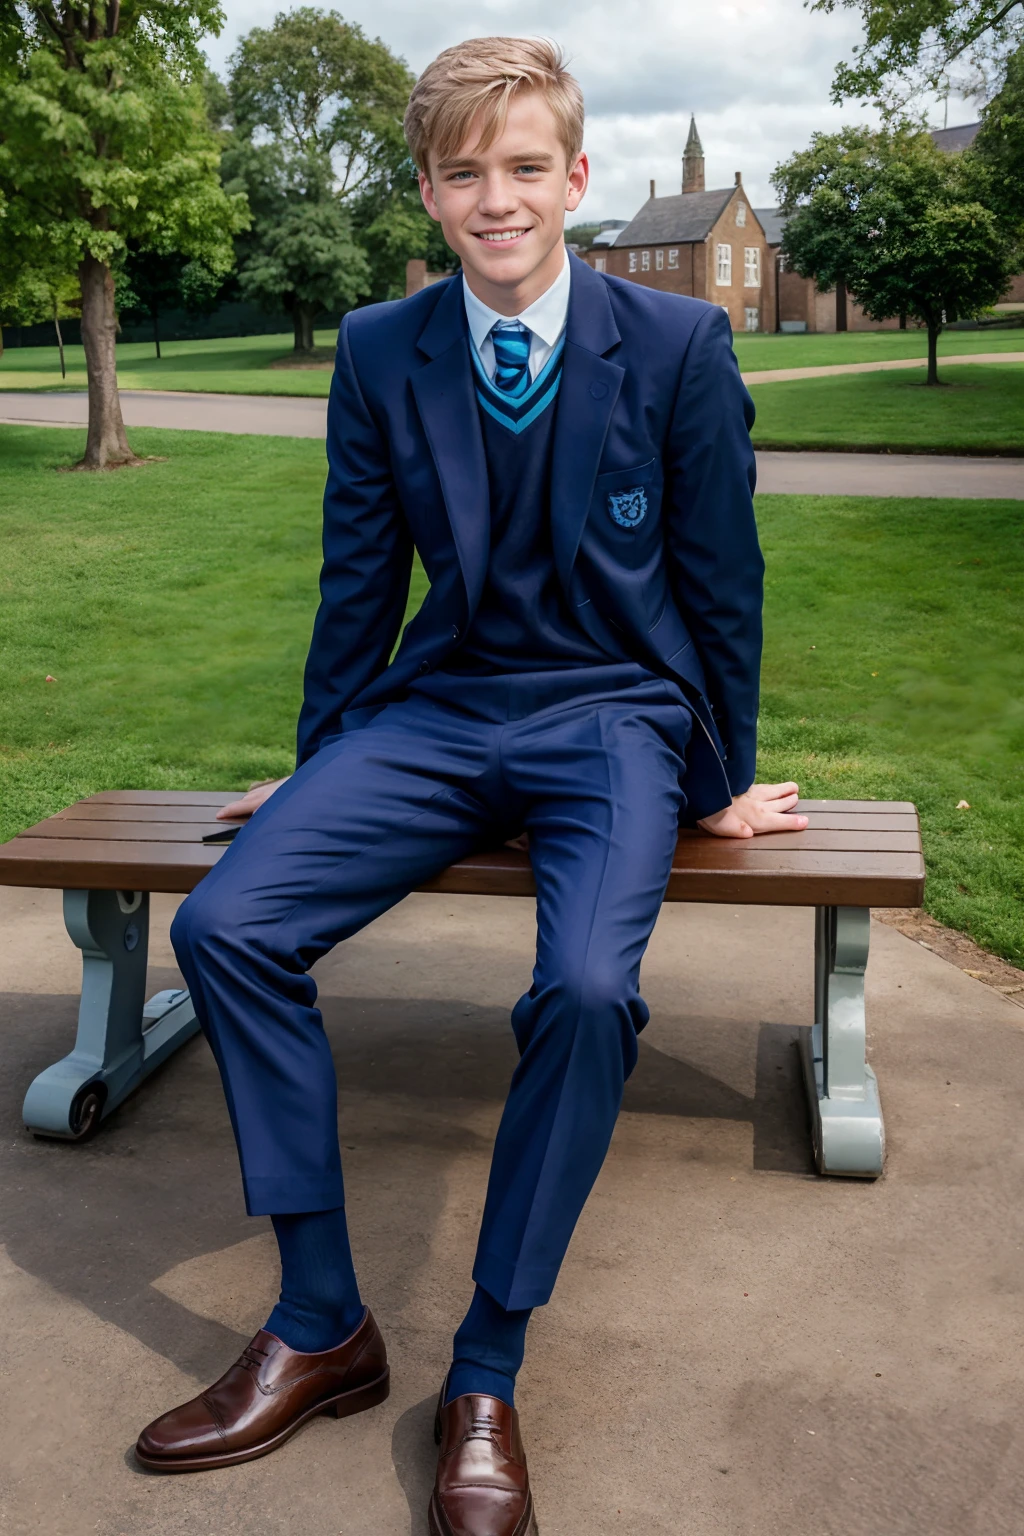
[3,389,1023,497]
[756,449,1024,498]
[742,350,1024,384]
[2,885,1024,1535]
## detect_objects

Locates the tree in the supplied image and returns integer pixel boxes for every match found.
[972,43,1024,230]
[0,4,248,468]
[118,246,225,357]
[225,7,419,345]
[811,0,1024,111]
[773,126,1018,382]
[237,178,370,349]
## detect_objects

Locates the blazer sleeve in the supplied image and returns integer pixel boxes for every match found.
[664,305,764,798]
[295,313,415,766]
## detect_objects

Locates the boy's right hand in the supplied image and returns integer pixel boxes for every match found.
[216,777,290,822]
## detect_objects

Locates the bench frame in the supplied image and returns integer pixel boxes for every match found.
[22,883,884,1177]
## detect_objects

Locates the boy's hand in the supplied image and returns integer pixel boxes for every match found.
[216,777,290,822]
[697,782,808,839]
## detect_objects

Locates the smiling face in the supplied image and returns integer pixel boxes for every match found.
[418,89,589,316]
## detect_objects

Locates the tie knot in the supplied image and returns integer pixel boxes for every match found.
[490,321,531,394]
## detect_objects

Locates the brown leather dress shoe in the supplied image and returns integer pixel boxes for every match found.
[429,1386,536,1536]
[135,1307,389,1472]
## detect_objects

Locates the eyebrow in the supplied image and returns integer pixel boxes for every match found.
[435,149,557,172]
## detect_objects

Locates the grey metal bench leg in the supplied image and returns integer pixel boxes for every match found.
[799,905,885,1178]
[22,889,200,1139]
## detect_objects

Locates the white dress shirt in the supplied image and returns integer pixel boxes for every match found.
[462,248,571,382]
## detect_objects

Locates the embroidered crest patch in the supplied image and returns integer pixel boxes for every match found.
[608,487,647,528]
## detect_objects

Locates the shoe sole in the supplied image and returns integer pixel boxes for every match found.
[428,1491,537,1536]
[135,1367,390,1473]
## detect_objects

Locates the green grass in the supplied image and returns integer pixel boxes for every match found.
[750,364,1024,454]
[0,329,338,397]
[731,327,1024,371]
[2,324,1023,398]
[1,425,1022,963]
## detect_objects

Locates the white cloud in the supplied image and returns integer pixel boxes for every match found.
[208,0,976,221]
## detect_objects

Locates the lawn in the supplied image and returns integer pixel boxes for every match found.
[750,364,1024,454]
[1,424,1022,964]
[2,324,1023,397]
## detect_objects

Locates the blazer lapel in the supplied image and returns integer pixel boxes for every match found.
[550,256,624,589]
[411,278,490,615]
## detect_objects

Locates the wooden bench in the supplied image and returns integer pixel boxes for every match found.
[0,790,925,1177]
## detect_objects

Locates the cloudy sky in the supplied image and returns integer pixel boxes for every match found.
[206,1,970,223]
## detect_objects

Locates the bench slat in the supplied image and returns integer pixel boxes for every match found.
[12,818,925,855]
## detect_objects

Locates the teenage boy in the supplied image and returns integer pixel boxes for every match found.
[136,36,806,1536]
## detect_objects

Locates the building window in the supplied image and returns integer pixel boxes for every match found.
[655,248,664,270]
[736,202,747,227]
[744,247,761,287]
[668,248,679,269]
[716,244,732,285]
[628,251,637,272]
[641,250,650,271]
[744,307,759,331]
[594,256,606,272]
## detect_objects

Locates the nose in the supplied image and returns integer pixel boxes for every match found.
[476,171,518,221]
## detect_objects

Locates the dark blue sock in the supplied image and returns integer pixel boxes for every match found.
[445,1285,532,1408]
[265,1207,364,1354]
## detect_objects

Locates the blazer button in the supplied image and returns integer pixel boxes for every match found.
[418,660,432,675]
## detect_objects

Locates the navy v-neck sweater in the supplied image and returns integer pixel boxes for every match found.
[443,337,612,677]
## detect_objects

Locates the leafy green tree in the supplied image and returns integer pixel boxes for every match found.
[225,7,427,343]
[773,126,1018,382]
[119,247,226,357]
[972,43,1024,230]
[0,4,248,468]
[238,183,370,349]
[811,0,1024,111]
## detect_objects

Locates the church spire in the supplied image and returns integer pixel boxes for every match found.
[682,115,705,194]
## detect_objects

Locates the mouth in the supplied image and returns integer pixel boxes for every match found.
[473,228,530,245]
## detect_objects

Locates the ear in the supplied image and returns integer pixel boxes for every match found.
[565,151,589,214]
[418,168,442,224]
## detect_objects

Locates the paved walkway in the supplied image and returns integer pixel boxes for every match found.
[2,886,1022,1534]
[2,389,1023,497]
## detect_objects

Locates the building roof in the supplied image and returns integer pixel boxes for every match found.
[613,187,735,247]
[753,207,787,246]
[930,121,980,152]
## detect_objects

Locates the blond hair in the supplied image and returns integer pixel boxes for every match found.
[404,37,584,175]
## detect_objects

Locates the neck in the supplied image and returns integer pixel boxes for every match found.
[463,241,566,316]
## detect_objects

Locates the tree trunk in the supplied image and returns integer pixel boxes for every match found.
[153,309,161,360]
[294,302,315,352]
[899,312,906,330]
[926,320,941,386]
[55,310,66,379]
[78,254,138,468]
[835,281,848,332]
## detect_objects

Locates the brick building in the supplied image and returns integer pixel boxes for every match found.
[581,118,773,332]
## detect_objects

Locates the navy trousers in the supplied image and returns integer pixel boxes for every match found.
[171,668,692,1310]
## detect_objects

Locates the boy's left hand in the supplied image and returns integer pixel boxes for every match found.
[697,782,808,839]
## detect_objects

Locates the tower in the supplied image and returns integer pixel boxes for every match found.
[682,115,704,194]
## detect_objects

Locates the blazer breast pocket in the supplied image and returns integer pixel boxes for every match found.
[590,458,663,565]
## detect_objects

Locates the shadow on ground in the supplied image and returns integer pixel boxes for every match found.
[0,967,809,1382]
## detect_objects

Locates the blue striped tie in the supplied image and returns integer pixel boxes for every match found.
[491,321,531,394]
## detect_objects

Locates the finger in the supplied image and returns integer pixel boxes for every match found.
[216,799,255,821]
[748,783,800,804]
[700,813,754,839]
[748,812,809,834]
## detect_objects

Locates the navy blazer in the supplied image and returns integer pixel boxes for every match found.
[297,253,764,822]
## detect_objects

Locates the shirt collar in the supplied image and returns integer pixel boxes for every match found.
[462,247,571,352]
